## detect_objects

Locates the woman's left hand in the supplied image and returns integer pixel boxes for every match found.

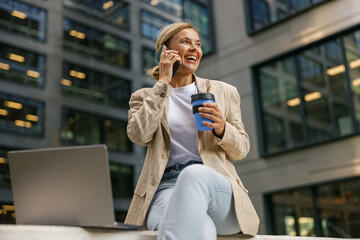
[198,102,226,138]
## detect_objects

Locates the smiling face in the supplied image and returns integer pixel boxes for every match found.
[167,28,203,75]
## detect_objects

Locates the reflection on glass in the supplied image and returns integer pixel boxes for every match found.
[183,0,214,55]
[0,0,46,41]
[0,147,13,189]
[259,57,303,153]
[142,0,183,16]
[344,29,360,130]
[0,42,45,87]
[63,0,129,30]
[0,203,15,224]
[61,109,132,152]
[0,92,43,136]
[61,62,131,108]
[141,10,172,41]
[63,18,130,68]
[142,47,156,75]
[248,0,328,33]
[110,163,134,199]
[272,188,315,236]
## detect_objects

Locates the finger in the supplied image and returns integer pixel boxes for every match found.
[198,107,218,116]
[203,102,220,111]
[199,112,216,121]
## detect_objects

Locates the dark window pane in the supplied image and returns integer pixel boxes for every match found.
[0,92,44,136]
[259,57,304,153]
[0,203,15,224]
[142,0,183,16]
[60,108,132,152]
[0,0,46,41]
[63,18,130,68]
[141,10,172,41]
[0,42,45,88]
[344,29,360,131]
[142,47,156,75]
[247,0,328,34]
[110,163,134,199]
[63,0,129,30]
[61,62,131,108]
[0,146,14,189]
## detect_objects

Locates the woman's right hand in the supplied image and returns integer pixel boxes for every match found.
[158,45,182,83]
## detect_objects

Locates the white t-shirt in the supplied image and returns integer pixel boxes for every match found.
[166,82,202,168]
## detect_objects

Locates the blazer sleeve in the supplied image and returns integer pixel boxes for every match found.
[127,81,172,146]
[216,86,250,161]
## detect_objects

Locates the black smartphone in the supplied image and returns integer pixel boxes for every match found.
[155,44,181,79]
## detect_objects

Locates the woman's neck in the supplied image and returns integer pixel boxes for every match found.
[169,73,194,88]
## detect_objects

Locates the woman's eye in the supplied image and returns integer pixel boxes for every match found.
[182,40,189,43]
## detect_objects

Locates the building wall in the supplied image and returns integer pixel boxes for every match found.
[196,0,360,234]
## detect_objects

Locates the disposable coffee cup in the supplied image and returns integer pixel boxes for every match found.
[191,93,215,131]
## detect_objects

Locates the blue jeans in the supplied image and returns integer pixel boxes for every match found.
[146,164,241,240]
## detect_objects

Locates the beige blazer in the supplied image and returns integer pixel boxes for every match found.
[124,75,259,235]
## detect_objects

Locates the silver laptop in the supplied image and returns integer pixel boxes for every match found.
[8,144,143,230]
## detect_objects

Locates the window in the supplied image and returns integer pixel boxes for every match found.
[61,62,131,108]
[0,0,46,41]
[142,0,183,16]
[63,18,131,68]
[254,27,360,156]
[61,108,132,152]
[0,42,45,88]
[0,203,15,224]
[110,162,134,199]
[141,10,172,41]
[245,0,329,34]
[0,146,14,189]
[0,92,44,136]
[63,0,129,30]
[142,47,156,75]
[183,0,214,55]
[266,177,360,237]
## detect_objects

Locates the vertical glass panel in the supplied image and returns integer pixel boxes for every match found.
[142,0,183,16]
[183,0,214,55]
[0,203,15,224]
[142,47,156,75]
[0,0,46,41]
[259,57,304,154]
[0,92,43,136]
[248,0,328,33]
[61,109,132,152]
[63,0,129,30]
[61,62,131,108]
[63,18,130,68]
[0,147,13,189]
[110,163,134,199]
[316,178,360,238]
[344,29,360,130]
[271,189,315,236]
[141,10,172,41]
[299,40,353,143]
[0,42,45,88]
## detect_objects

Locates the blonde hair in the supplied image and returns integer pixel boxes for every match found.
[147,21,198,80]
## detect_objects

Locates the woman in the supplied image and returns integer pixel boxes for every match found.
[124,22,259,239]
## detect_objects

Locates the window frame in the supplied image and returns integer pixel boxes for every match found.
[252,24,360,157]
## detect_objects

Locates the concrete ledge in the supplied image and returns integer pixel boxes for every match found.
[0,224,357,240]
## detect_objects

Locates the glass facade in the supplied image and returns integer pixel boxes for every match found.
[0,0,46,41]
[110,163,134,199]
[0,146,13,189]
[61,62,131,108]
[141,10,172,41]
[183,0,214,55]
[142,0,183,16]
[0,42,45,88]
[246,0,328,34]
[60,108,132,152]
[63,18,131,68]
[266,177,360,237]
[0,203,15,224]
[142,47,157,75]
[0,92,44,136]
[254,27,360,156]
[63,0,129,30]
